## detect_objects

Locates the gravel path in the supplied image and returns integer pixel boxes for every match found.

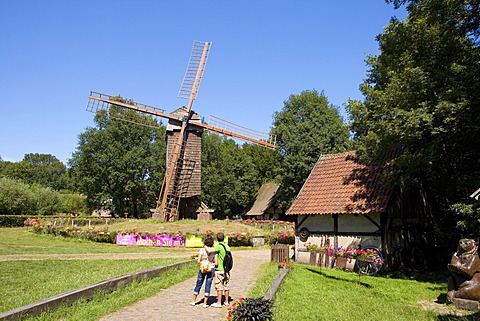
[99,249,270,321]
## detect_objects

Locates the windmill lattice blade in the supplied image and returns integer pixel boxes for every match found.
[203,115,277,149]
[86,92,166,128]
[178,41,212,101]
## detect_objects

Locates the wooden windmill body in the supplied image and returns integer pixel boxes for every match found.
[86,41,276,221]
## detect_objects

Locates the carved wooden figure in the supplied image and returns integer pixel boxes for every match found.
[447,238,480,303]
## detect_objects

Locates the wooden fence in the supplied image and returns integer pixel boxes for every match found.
[270,244,290,263]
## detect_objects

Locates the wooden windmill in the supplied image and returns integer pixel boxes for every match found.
[86,41,276,221]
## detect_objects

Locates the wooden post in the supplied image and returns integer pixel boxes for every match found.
[317,252,323,266]
[309,252,317,265]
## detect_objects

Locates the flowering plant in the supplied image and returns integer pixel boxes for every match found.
[304,243,384,272]
[277,262,294,269]
[303,242,321,252]
[24,218,41,227]
[268,230,295,244]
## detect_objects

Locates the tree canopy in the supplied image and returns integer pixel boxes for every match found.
[346,0,480,243]
[272,90,353,208]
[69,102,166,218]
[0,153,69,190]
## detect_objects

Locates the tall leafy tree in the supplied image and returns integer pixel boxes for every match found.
[272,90,353,208]
[346,0,480,209]
[69,102,166,218]
[346,1,480,251]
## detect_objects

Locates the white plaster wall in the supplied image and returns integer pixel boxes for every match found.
[298,214,334,231]
[338,213,380,233]
[295,213,383,265]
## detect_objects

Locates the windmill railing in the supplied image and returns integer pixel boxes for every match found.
[199,115,276,149]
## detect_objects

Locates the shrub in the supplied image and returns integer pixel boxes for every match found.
[0,177,63,215]
[0,215,30,227]
[265,230,295,245]
[227,297,274,321]
[31,184,61,215]
[31,223,117,243]
[60,193,88,216]
[0,177,35,214]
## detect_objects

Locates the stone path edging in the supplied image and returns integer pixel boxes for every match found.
[264,267,290,300]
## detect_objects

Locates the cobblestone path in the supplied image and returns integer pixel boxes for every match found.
[99,249,270,321]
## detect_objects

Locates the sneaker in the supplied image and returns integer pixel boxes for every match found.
[211,302,222,308]
[224,302,230,307]
[203,304,209,308]
[189,302,196,306]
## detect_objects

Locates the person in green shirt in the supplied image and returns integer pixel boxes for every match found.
[210,232,231,308]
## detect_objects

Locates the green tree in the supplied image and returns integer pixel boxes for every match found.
[0,154,69,190]
[345,1,480,252]
[346,0,480,210]
[272,90,353,208]
[201,133,280,218]
[69,101,166,218]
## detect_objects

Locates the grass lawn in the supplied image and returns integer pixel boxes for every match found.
[267,264,480,321]
[0,227,198,315]
[26,263,198,321]
[0,222,264,319]
[0,258,193,313]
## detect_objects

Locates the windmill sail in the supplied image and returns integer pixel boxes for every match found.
[178,41,212,102]
[85,40,276,221]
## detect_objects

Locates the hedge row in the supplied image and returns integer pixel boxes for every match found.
[0,215,30,227]
[0,216,125,228]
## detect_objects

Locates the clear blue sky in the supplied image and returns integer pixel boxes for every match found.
[0,1,406,164]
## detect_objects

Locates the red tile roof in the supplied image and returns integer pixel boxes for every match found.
[286,151,395,215]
